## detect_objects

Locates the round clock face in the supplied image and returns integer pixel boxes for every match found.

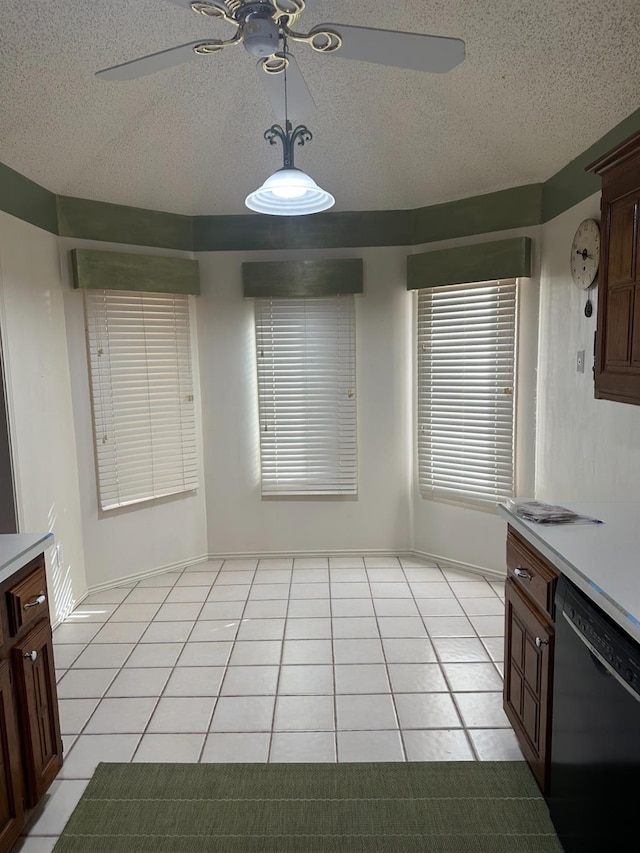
[570,218,600,290]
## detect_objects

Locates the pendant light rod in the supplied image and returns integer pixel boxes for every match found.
[245,29,334,215]
[264,31,313,169]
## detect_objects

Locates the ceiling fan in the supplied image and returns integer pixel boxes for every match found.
[95,0,465,120]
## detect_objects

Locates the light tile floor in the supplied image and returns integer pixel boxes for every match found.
[17,555,523,852]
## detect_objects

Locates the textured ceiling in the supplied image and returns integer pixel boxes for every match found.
[0,0,639,216]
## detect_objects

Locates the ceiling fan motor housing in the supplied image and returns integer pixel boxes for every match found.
[242,11,280,57]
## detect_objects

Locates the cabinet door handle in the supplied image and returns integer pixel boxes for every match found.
[514,567,532,581]
[24,593,46,610]
[24,650,38,662]
[535,637,549,648]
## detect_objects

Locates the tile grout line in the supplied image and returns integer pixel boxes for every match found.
[156,557,224,764]
[328,557,338,762]
[370,556,407,761]
[201,557,258,762]
[268,557,295,761]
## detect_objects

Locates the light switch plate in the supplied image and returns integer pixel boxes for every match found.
[577,349,585,373]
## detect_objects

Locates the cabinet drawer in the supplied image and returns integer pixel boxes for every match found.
[506,530,558,617]
[6,559,48,636]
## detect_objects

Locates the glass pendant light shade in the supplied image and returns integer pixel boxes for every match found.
[245,167,335,215]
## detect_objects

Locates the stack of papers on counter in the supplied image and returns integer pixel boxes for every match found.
[505,499,603,525]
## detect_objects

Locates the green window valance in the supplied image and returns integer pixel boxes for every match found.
[70,249,200,295]
[242,258,363,298]
[406,236,531,290]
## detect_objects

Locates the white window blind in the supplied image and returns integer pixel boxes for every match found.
[255,295,357,496]
[84,289,198,511]
[417,279,517,506]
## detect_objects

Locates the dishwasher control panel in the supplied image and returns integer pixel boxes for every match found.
[562,583,640,699]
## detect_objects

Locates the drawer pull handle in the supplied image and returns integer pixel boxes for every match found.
[24,650,38,662]
[24,594,46,610]
[535,637,549,648]
[514,567,532,581]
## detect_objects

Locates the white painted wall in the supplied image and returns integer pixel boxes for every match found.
[196,246,413,556]
[410,227,541,574]
[0,212,86,620]
[60,238,209,589]
[536,192,640,501]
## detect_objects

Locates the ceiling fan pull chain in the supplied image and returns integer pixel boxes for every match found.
[283,31,289,128]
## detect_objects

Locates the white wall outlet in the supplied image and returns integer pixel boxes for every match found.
[576,350,585,373]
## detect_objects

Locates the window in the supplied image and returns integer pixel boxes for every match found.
[84,289,198,510]
[254,295,357,496]
[417,279,517,506]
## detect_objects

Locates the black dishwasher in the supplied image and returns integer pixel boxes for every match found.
[550,574,640,852]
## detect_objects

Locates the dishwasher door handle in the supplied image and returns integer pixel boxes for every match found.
[562,611,640,704]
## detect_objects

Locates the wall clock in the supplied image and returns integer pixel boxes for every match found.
[570,218,600,291]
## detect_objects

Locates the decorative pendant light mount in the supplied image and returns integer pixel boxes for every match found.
[265,120,311,168]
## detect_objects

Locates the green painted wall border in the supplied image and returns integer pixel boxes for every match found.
[0,162,57,234]
[407,237,531,290]
[194,210,410,251]
[542,106,640,222]
[243,258,363,298]
[70,248,200,295]
[411,184,543,245]
[2,106,640,250]
[57,196,193,251]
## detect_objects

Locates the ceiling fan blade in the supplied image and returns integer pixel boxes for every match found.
[95,41,208,81]
[257,54,316,120]
[315,23,465,73]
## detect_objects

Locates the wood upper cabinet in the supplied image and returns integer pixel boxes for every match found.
[587,129,640,403]
[503,527,558,796]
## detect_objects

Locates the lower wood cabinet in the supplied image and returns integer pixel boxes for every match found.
[0,551,62,852]
[0,660,24,852]
[503,526,558,796]
[13,619,62,808]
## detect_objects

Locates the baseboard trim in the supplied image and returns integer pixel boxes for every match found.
[412,549,506,582]
[206,548,415,560]
[85,553,210,595]
[80,547,502,596]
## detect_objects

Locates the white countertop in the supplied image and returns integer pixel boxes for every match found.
[498,501,640,645]
[0,532,54,586]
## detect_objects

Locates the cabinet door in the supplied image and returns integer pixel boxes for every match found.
[12,620,62,808]
[0,660,24,852]
[595,189,640,401]
[503,577,554,794]
[601,195,638,367]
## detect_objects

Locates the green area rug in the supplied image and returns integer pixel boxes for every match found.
[53,761,563,852]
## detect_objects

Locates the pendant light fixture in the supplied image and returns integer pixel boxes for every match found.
[245,43,334,216]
